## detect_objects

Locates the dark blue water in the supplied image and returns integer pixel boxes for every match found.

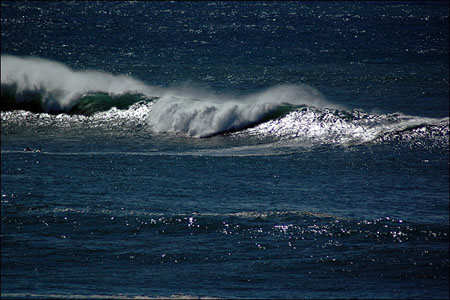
[1,2,449,299]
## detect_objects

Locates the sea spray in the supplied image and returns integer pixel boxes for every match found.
[2,55,341,137]
[148,84,339,137]
[2,56,448,144]
[0,55,161,112]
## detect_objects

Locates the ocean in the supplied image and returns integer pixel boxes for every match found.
[1,1,449,299]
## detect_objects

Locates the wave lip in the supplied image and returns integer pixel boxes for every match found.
[148,84,337,138]
[1,55,161,113]
[2,55,448,148]
[1,56,335,138]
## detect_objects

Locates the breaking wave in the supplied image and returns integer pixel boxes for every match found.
[236,106,449,147]
[1,55,161,113]
[1,55,449,148]
[1,55,338,137]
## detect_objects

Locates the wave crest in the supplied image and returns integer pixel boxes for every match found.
[148,85,336,137]
[1,55,448,149]
[237,107,449,147]
[1,55,160,113]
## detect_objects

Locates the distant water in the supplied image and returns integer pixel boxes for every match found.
[1,1,448,299]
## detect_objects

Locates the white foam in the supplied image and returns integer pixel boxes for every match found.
[1,55,161,112]
[148,84,340,137]
[2,55,342,137]
[240,107,449,146]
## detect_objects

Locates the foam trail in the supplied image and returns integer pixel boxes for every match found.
[1,55,161,112]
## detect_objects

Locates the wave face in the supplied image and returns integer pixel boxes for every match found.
[236,107,449,147]
[1,55,338,137]
[0,55,164,112]
[1,55,449,148]
[147,84,337,137]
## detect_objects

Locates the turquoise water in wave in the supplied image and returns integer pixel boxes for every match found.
[1,2,449,299]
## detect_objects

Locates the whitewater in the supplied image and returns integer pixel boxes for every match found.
[2,55,448,146]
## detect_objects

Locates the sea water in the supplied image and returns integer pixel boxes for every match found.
[1,1,449,299]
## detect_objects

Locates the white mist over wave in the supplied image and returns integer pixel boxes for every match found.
[148,84,340,137]
[1,55,161,111]
[1,55,342,137]
[1,55,448,146]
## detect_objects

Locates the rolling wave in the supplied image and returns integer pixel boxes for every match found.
[235,106,449,146]
[2,101,447,150]
[1,55,448,148]
[1,55,161,112]
[1,86,156,115]
[1,55,337,137]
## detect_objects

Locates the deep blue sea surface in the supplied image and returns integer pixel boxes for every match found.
[1,1,449,299]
